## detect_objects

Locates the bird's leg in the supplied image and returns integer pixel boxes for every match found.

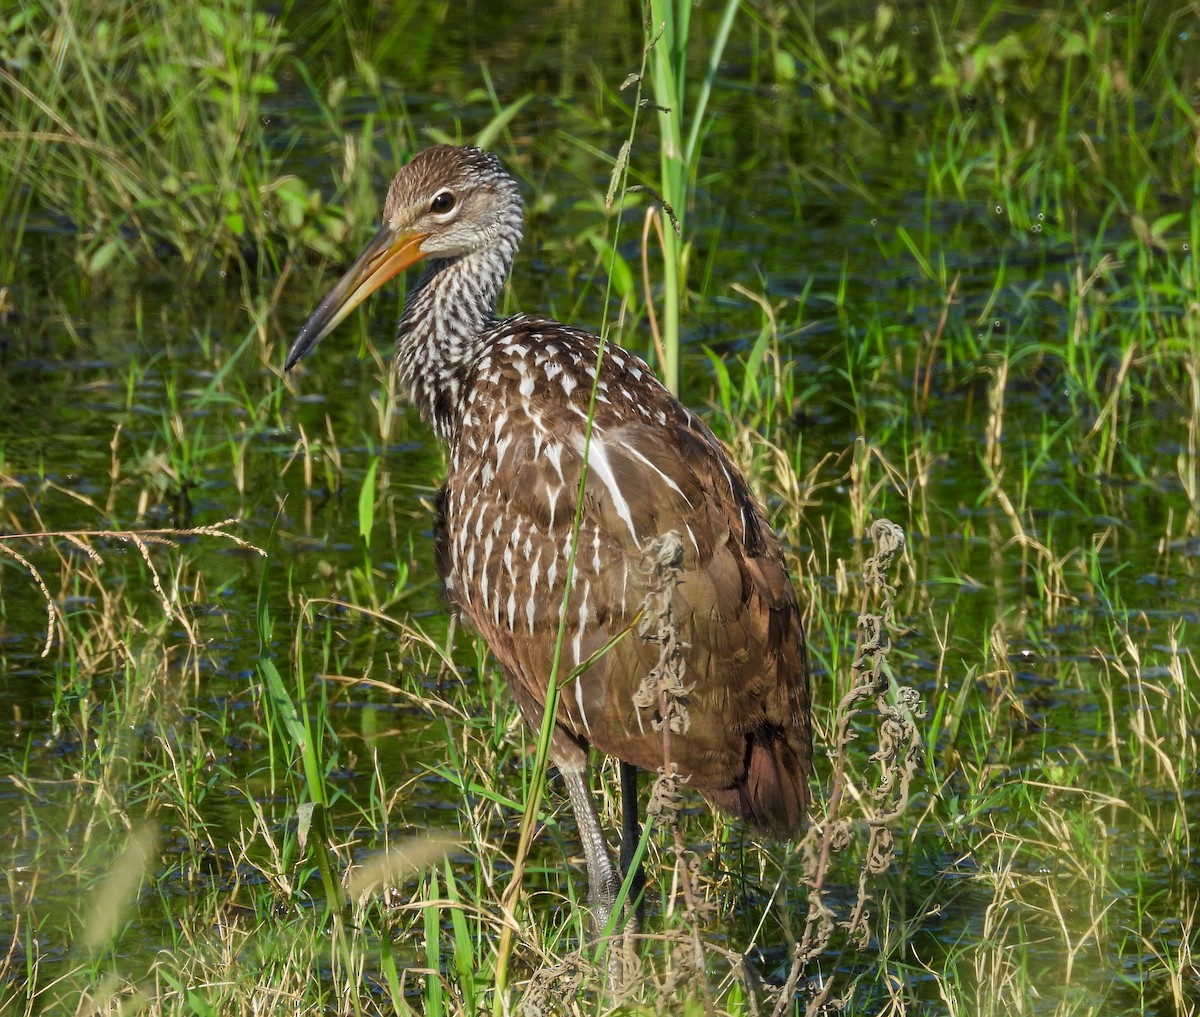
[558,755,622,934]
[618,761,646,924]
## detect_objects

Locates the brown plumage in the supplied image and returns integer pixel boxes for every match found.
[285,144,811,927]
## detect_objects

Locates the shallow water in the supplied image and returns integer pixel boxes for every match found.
[2,1,1198,1012]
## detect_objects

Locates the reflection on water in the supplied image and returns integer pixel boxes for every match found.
[1,1,1197,1012]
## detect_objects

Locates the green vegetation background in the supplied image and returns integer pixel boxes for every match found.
[0,1,1198,1014]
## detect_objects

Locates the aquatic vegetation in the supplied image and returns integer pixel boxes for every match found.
[0,0,1197,1014]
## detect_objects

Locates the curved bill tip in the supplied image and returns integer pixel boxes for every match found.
[283,224,430,372]
[284,320,324,372]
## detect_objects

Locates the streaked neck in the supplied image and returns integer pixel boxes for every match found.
[395,239,515,443]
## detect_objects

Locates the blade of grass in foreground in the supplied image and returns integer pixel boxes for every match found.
[256,527,343,914]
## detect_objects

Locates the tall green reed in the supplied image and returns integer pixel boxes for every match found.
[644,0,739,396]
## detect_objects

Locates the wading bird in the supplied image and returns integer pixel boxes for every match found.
[285,145,811,930]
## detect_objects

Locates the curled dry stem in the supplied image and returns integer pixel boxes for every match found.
[773,518,924,1017]
[635,530,713,1009]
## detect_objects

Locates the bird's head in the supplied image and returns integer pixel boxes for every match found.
[285,145,523,371]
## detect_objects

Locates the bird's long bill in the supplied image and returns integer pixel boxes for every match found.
[284,224,430,371]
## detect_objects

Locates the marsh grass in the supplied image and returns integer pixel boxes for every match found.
[2,0,1200,1014]
[1,0,285,275]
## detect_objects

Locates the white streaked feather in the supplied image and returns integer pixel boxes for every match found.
[577,435,639,543]
[622,442,692,506]
[574,680,591,735]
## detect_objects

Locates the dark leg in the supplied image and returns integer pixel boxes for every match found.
[619,761,646,923]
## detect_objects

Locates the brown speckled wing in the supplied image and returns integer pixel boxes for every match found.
[433,320,811,836]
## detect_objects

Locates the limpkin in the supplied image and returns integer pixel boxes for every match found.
[285,145,811,929]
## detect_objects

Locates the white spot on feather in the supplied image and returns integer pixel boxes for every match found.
[544,443,565,481]
[480,535,493,607]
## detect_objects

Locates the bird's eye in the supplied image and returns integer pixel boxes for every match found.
[430,191,456,214]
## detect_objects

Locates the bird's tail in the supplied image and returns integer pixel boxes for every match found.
[708,727,810,839]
